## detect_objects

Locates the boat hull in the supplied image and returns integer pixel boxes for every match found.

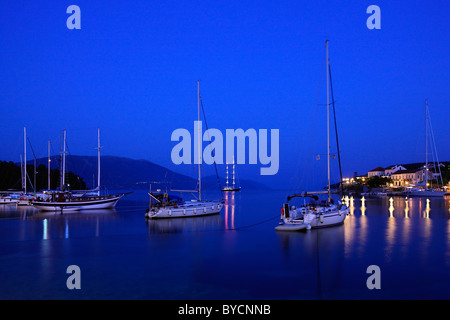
[276,207,349,231]
[306,209,349,228]
[221,188,241,192]
[361,192,387,198]
[146,201,223,219]
[275,222,309,231]
[403,190,445,197]
[32,195,123,211]
[17,199,33,206]
[0,198,19,205]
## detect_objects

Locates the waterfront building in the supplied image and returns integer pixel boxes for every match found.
[367,167,385,178]
[384,165,407,177]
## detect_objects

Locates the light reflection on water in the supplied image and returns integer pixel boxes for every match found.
[0,192,449,299]
[146,214,224,234]
[341,196,450,266]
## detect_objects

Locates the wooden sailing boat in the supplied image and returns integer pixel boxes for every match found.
[145,81,224,219]
[31,129,125,212]
[276,40,349,231]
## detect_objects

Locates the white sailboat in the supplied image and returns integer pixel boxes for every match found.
[31,129,125,212]
[145,81,224,219]
[276,40,349,231]
[221,157,241,192]
[0,193,20,205]
[17,127,37,206]
[403,100,445,197]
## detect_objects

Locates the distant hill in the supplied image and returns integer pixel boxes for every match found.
[25,155,196,191]
[25,155,270,191]
[201,175,271,191]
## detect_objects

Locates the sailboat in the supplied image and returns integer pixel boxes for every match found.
[31,129,125,212]
[145,81,224,219]
[276,40,349,231]
[17,127,39,206]
[221,157,241,192]
[403,100,445,197]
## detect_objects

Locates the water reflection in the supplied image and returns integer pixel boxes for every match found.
[349,196,355,215]
[385,202,396,262]
[357,204,368,259]
[424,199,430,219]
[404,197,409,218]
[45,209,116,239]
[388,197,394,217]
[0,204,119,240]
[446,196,450,215]
[146,214,223,234]
[277,223,346,258]
[447,220,450,266]
[224,192,236,230]
[0,203,36,219]
[361,197,366,216]
[27,208,117,220]
[281,196,450,270]
[276,225,348,298]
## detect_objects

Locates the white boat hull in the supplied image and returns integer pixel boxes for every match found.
[32,195,123,211]
[17,199,32,206]
[403,190,445,197]
[277,206,349,231]
[146,201,223,219]
[361,192,387,198]
[0,194,34,206]
[305,208,349,228]
[275,222,309,231]
[0,198,19,205]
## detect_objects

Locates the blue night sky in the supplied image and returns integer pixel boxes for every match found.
[0,1,449,189]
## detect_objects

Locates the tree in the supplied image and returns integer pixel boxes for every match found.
[366,176,392,188]
[0,161,86,191]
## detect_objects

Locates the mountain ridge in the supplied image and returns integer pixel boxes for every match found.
[23,155,271,191]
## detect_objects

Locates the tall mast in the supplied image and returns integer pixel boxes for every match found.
[96,128,102,196]
[62,130,66,190]
[329,60,343,197]
[48,140,51,190]
[33,155,36,195]
[197,80,201,201]
[20,154,24,192]
[24,127,27,195]
[425,99,428,189]
[225,162,229,187]
[326,40,331,202]
[426,102,444,187]
[60,131,63,189]
[232,157,236,187]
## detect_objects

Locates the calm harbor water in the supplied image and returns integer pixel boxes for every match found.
[0,190,449,300]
